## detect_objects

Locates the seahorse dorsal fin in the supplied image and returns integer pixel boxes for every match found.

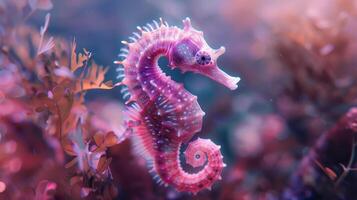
[159,17,164,26]
[183,17,192,31]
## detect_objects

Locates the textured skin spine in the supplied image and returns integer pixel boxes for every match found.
[115,18,239,194]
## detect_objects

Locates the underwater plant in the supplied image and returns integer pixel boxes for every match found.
[115,18,240,194]
[0,1,122,198]
[285,107,357,200]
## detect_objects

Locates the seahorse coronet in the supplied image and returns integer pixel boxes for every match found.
[116,17,239,194]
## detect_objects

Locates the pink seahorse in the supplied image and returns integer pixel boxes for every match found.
[115,18,240,194]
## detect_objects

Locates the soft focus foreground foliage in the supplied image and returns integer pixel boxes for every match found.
[0,1,124,199]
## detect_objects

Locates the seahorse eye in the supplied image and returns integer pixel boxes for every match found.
[195,51,211,65]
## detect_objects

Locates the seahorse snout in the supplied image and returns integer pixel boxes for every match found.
[199,66,240,90]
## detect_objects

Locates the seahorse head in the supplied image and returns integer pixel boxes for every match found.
[168,18,240,90]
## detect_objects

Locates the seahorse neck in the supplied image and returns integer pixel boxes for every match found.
[137,40,176,101]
